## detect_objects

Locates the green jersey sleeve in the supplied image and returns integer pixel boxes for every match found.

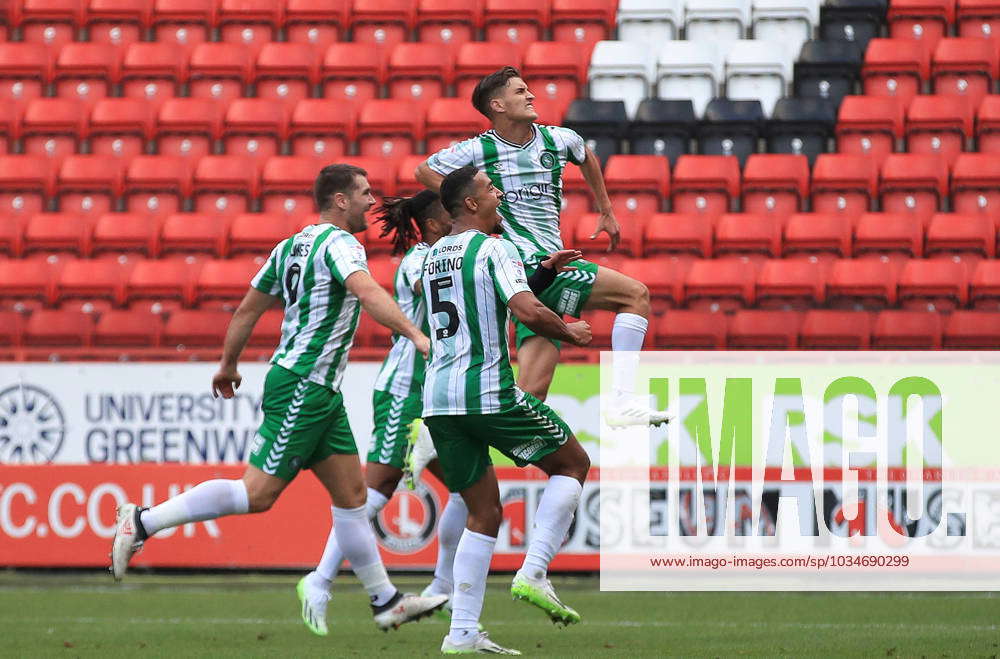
[426,135,477,176]
[325,231,369,284]
[487,238,531,304]
[250,240,285,297]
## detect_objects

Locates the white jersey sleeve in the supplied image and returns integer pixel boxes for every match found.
[425,135,478,176]
[251,240,285,297]
[549,125,587,166]
[486,238,531,304]
[401,244,428,293]
[324,232,369,284]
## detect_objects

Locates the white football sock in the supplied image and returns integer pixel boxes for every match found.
[139,479,248,536]
[448,530,496,643]
[315,488,390,584]
[428,493,468,596]
[611,312,647,400]
[333,505,396,607]
[519,475,582,581]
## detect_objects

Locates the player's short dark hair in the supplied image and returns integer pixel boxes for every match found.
[471,66,522,119]
[439,165,480,218]
[314,163,368,212]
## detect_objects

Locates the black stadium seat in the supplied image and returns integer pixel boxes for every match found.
[698,98,765,167]
[626,99,697,166]
[562,99,627,165]
[820,0,888,50]
[793,40,865,109]
[766,97,837,165]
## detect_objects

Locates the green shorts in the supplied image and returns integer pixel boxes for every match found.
[514,253,599,349]
[366,389,422,469]
[249,365,357,481]
[424,390,573,492]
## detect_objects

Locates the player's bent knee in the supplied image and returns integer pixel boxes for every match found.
[626,278,650,316]
[245,487,280,513]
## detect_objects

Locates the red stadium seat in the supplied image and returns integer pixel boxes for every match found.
[192,156,259,216]
[0,214,24,256]
[229,213,293,256]
[91,212,158,255]
[898,259,968,311]
[671,155,740,219]
[0,311,25,348]
[943,310,1000,348]
[559,161,589,219]
[163,309,229,348]
[952,153,1000,222]
[396,154,427,195]
[573,211,644,256]
[0,154,54,218]
[454,42,523,99]
[879,153,948,226]
[714,214,781,258]
[24,310,93,347]
[926,213,996,260]
[957,0,1000,38]
[604,154,669,222]
[683,258,757,311]
[800,310,872,348]
[653,310,726,349]
[741,154,809,219]
[620,256,686,307]
[523,42,587,110]
[55,257,125,304]
[357,99,424,160]
[530,96,572,126]
[355,311,393,348]
[188,42,252,102]
[152,0,216,48]
[971,260,1000,309]
[483,0,551,51]
[0,259,54,302]
[0,43,52,110]
[57,155,124,216]
[365,254,397,288]
[124,155,192,217]
[222,98,289,161]
[121,42,186,111]
[249,308,284,349]
[345,156,396,196]
[0,103,17,155]
[756,259,825,309]
[416,0,482,47]
[54,43,120,108]
[835,96,903,164]
[321,42,386,104]
[126,258,194,304]
[854,212,923,259]
[85,0,151,46]
[289,99,355,160]
[932,37,999,107]
[387,42,454,105]
[887,0,953,49]
[160,213,229,257]
[905,94,972,164]
[979,94,1000,153]
[349,0,416,48]
[18,0,82,47]
[89,98,155,160]
[285,0,349,49]
[861,38,930,107]
[93,309,162,347]
[643,213,712,258]
[217,0,282,57]
[255,42,320,106]
[873,311,942,348]
[24,212,90,255]
[783,213,852,259]
[827,258,897,309]
[261,156,320,217]
[425,97,489,152]
[21,98,87,164]
[810,154,878,216]
[727,310,802,349]
[551,0,614,50]
[156,97,224,159]
[195,258,260,303]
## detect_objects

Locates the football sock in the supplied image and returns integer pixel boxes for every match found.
[429,493,468,596]
[315,488,389,584]
[448,530,496,643]
[139,479,248,536]
[333,505,396,607]
[611,312,647,400]
[519,475,582,581]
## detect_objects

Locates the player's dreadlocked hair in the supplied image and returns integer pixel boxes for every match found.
[375,189,442,256]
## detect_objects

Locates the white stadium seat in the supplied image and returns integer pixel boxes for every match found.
[588,40,655,117]
[751,0,819,52]
[655,40,723,117]
[724,39,794,116]
[616,0,683,45]
[685,0,751,45]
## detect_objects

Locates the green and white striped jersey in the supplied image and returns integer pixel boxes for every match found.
[421,230,531,416]
[373,242,430,398]
[425,124,586,258]
[251,223,368,392]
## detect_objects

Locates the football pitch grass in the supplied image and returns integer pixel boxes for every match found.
[1,572,997,658]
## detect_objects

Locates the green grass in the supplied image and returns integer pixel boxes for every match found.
[1,572,997,658]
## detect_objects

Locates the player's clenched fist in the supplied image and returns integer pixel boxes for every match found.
[566,320,592,347]
[212,366,242,399]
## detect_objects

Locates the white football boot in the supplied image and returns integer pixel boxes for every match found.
[297,573,331,636]
[441,631,522,655]
[110,503,147,581]
[373,591,448,631]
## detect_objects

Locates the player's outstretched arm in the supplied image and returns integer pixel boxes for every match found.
[346,270,431,357]
[507,291,591,347]
[213,287,279,398]
[579,147,621,252]
[414,160,445,192]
